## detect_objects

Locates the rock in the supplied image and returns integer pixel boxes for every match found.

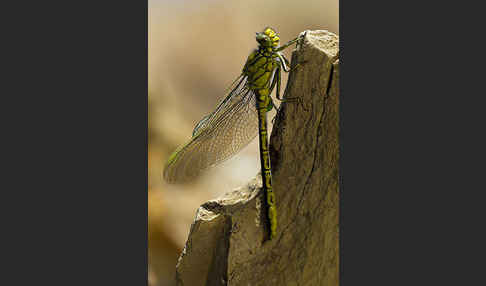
[176,30,340,286]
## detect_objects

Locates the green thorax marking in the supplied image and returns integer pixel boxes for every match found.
[243,47,279,91]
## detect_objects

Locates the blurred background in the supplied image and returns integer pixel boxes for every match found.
[148,0,338,285]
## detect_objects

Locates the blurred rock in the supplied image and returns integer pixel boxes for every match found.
[148,190,182,286]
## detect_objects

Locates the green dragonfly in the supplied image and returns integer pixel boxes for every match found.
[164,27,304,239]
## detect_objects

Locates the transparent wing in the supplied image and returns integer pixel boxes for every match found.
[164,76,259,184]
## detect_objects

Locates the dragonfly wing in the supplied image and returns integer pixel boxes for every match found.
[192,75,246,137]
[164,77,259,183]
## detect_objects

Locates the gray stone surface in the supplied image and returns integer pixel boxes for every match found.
[176,30,340,286]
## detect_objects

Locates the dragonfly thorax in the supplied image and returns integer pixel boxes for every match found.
[244,49,279,90]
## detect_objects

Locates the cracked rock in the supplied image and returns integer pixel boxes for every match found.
[176,30,340,286]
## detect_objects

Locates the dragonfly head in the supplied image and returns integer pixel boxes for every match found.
[256,27,280,49]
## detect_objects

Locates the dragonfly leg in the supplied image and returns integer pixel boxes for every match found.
[270,66,282,124]
[279,53,308,73]
[280,96,307,112]
[268,66,280,98]
[288,58,309,73]
[297,31,307,49]
[272,65,282,100]
[274,31,307,52]
[290,60,308,72]
[275,37,299,52]
[282,54,290,67]
[275,60,299,103]
[271,59,307,111]
[277,53,290,72]
[271,105,279,125]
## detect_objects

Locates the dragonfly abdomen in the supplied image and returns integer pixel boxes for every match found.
[244,47,280,239]
[255,93,277,239]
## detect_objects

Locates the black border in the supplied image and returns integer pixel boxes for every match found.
[5,1,148,285]
[340,0,483,284]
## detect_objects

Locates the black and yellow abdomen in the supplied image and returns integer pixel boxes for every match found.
[242,31,281,239]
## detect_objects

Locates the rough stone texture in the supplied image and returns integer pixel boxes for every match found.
[176,30,339,286]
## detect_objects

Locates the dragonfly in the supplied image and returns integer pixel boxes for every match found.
[164,27,304,240]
